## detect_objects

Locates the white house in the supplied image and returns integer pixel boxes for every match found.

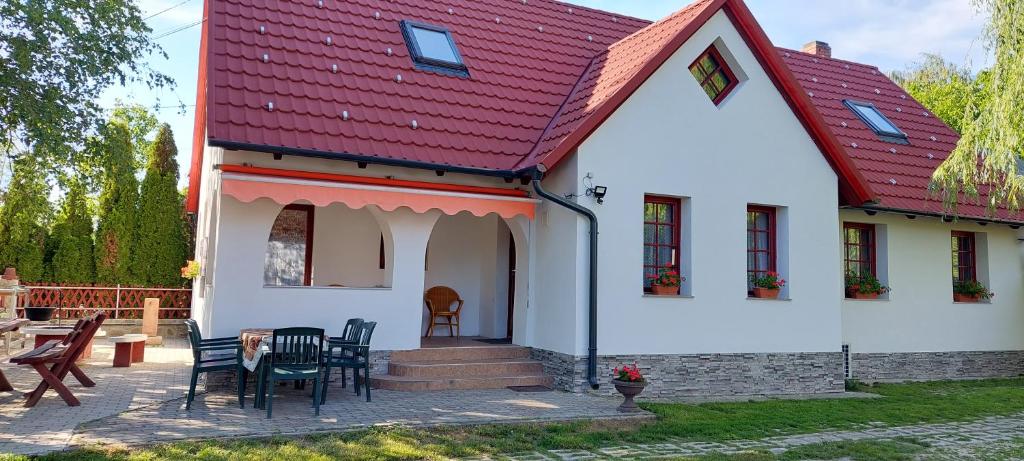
[186,0,1024,398]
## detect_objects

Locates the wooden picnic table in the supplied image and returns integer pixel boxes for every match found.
[0,318,30,391]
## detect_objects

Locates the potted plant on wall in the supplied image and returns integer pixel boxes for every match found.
[750,272,785,299]
[648,266,684,296]
[845,272,890,300]
[953,280,993,303]
[611,362,646,412]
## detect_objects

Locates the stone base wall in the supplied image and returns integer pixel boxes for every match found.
[851,351,1024,382]
[532,348,844,399]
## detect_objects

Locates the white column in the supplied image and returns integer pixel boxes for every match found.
[371,207,440,350]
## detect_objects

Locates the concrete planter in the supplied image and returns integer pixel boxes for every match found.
[611,379,646,412]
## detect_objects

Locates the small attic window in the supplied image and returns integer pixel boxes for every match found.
[400,21,468,77]
[688,45,738,105]
[844,100,908,144]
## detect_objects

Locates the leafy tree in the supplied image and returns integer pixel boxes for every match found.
[50,180,96,284]
[931,0,1024,212]
[0,155,52,281]
[0,0,172,168]
[110,102,160,169]
[94,122,139,285]
[133,124,187,287]
[890,55,989,134]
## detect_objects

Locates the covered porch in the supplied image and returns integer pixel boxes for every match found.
[192,166,537,354]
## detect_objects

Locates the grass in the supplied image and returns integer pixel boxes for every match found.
[5,378,1024,460]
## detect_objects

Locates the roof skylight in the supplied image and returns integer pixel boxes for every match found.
[844,100,908,144]
[400,21,467,77]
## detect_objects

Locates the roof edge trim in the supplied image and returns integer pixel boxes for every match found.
[207,139,524,180]
[533,0,726,172]
[184,0,211,214]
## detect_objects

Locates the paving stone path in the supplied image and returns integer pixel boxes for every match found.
[462,413,1024,460]
[0,339,192,456]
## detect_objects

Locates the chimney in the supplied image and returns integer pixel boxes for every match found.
[801,40,831,58]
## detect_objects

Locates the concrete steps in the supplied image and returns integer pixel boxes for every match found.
[371,345,553,391]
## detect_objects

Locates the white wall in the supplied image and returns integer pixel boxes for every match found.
[841,210,1024,353]
[423,212,512,338]
[532,155,586,354]
[568,11,843,356]
[189,145,224,334]
[205,196,438,350]
[311,204,388,288]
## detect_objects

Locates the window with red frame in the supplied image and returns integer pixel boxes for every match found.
[264,204,314,286]
[689,45,738,105]
[643,196,681,292]
[843,223,876,278]
[951,231,976,283]
[746,206,776,290]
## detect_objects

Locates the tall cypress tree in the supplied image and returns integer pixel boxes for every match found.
[133,124,187,286]
[94,122,139,285]
[51,180,96,283]
[0,155,52,281]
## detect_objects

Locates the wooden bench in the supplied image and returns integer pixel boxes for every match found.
[110,334,148,367]
[10,312,107,407]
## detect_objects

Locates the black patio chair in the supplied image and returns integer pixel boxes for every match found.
[184,319,244,410]
[335,318,364,346]
[261,327,324,419]
[321,321,376,404]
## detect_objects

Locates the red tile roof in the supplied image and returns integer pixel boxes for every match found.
[780,49,1022,223]
[203,0,649,173]
[523,0,718,168]
[189,0,1018,222]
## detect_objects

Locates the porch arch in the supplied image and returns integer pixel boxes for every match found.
[422,212,528,340]
[262,201,396,288]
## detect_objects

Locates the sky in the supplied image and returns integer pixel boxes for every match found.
[101,0,989,187]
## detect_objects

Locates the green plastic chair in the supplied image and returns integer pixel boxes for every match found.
[261,327,324,419]
[184,319,244,410]
[321,321,376,404]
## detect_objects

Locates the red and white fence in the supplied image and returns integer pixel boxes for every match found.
[9,284,192,320]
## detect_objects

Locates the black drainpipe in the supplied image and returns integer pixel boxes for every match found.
[529,169,600,390]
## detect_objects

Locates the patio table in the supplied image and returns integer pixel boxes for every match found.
[240,328,273,372]
[240,328,329,371]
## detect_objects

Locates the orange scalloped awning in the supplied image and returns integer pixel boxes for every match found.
[222,176,536,220]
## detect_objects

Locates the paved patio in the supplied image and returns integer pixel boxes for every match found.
[0,337,193,455]
[0,338,643,456]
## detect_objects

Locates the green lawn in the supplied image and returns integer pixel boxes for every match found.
[7,378,1024,461]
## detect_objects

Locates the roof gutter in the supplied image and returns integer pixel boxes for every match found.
[529,167,601,390]
[849,205,1024,228]
[208,139,524,180]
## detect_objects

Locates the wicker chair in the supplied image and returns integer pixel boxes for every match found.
[424,286,464,337]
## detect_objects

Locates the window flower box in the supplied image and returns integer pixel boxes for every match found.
[647,266,683,296]
[751,287,780,299]
[845,272,889,300]
[750,271,785,299]
[953,293,982,303]
[953,280,993,303]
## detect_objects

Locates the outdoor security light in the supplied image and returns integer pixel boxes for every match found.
[590,185,608,204]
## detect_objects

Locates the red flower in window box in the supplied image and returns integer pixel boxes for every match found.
[845,272,890,300]
[953,280,993,303]
[750,272,785,299]
[648,265,684,296]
